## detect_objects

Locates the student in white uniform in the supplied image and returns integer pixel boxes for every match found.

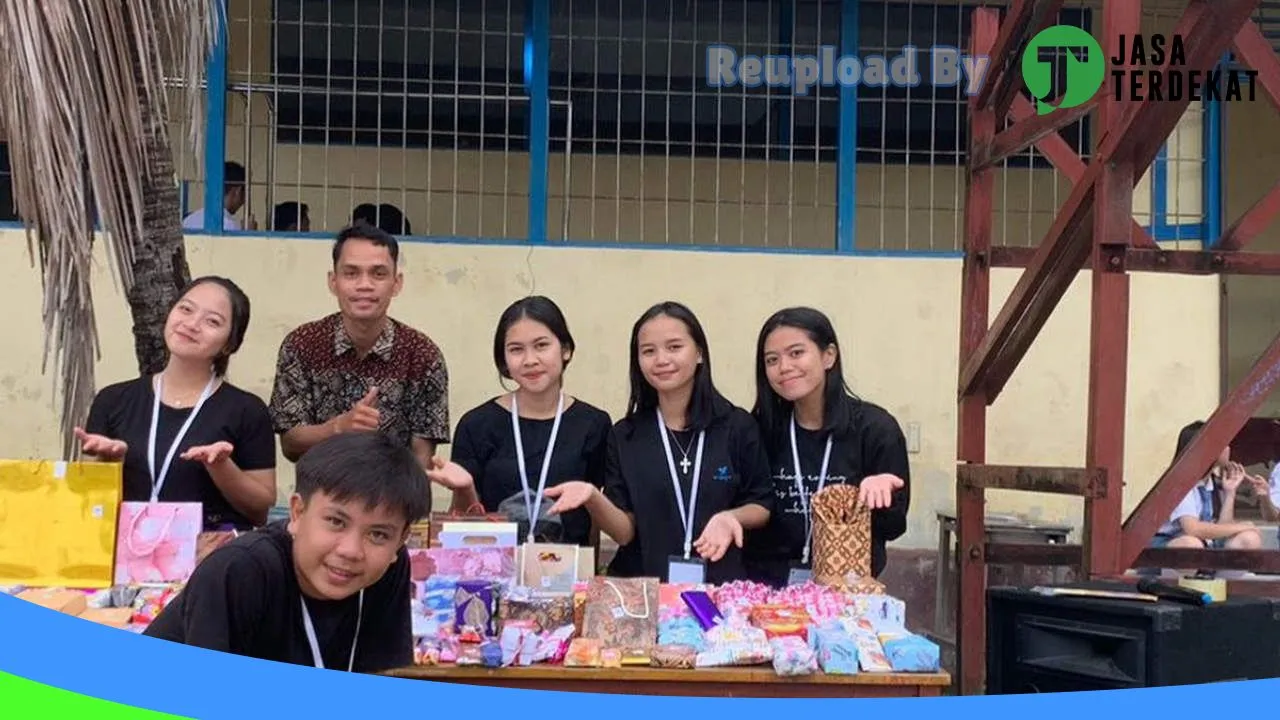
[183,161,256,231]
[1150,420,1262,552]
[1248,461,1280,546]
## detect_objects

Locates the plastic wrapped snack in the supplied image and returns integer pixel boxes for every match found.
[846,593,907,632]
[501,587,575,633]
[658,616,708,652]
[480,640,505,668]
[809,625,859,675]
[455,644,484,666]
[454,580,500,642]
[767,582,850,623]
[711,580,773,622]
[564,637,603,667]
[601,647,623,668]
[705,623,768,647]
[852,633,893,672]
[650,644,698,669]
[499,622,541,666]
[694,641,773,668]
[534,625,577,664]
[770,636,818,677]
[879,632,941,672]
[414,638,442,666]
[749,604,811,641]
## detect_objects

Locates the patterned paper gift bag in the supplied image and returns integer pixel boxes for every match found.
[0,459,123,588]
[811,484,872,587]
[114,502,203,585]
[582,576,659,662]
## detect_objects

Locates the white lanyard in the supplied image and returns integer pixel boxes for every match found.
[147,373,218,502]
[511,391,565,542]
[300,589,363,672]
[657,409,705,559]
[790,414,833,566]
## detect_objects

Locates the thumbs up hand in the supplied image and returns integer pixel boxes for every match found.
[334,386,382,434]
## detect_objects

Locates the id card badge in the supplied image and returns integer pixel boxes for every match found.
[787,562,813,586]
[668,555,707,584]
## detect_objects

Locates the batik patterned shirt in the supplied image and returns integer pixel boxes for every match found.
[268,313,450,450]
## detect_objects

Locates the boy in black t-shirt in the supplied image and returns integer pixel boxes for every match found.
[144,431,430,673]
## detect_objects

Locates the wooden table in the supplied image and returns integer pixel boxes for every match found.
[384,664,951,698]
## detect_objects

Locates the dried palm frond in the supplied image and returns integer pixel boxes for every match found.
[0,1,219,459]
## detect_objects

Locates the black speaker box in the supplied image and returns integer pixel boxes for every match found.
[987,582,1280,694]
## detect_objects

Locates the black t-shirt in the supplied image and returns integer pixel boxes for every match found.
[144,521,413,673]
[743,397,911,587]
[604,400,775,583]
[450,396,611,546]
[85,376,278,531]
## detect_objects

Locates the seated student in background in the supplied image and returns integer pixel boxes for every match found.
[1250,465,1280,545]
[75,276,277,530]
[544,301,774,584]
[425,296,612,546]
[273,201,311,232]
[352,202,411,236]
[742,307,909,588]
[183,161,257,231]
[144,431,428,674]
[268,224,450,470]
[1150,420,1262,552]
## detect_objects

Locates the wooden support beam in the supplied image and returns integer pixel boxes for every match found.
[1109,0,1263,174]
[975,0,1067,120]
[1121,324,1280,566]
[957,464,1106,497]
[988,246,1280,277]
[1216,19,1280,251]
[974,97,1097,170]
[1231,19,1280,117]
[1083,0,1141,579]
[1135,548,1280,574]
[1006,95,1159,249]
[956,7,998,698]
[1126,249,1280,275]
[958,0,1261,404]
[1217,183,1280,252]
[985,543,1083,567]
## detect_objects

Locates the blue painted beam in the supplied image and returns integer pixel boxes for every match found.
[836,0,858,253]
[202,0,229,234]
[527,0,550,243]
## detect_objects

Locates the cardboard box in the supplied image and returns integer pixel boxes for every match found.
[438,522,518,548]
[17,588,87,616]
[79,607,135,628]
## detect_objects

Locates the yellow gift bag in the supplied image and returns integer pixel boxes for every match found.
[0,459,123,588]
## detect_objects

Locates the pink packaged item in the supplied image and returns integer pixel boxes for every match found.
[420,547,517,588]
[114,502,202,585]
[770,636,818,676]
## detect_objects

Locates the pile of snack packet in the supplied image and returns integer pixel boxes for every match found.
[2,583,183,633]
[412,572,940,676]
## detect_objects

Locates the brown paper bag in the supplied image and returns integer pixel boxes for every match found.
[811,484,871,587]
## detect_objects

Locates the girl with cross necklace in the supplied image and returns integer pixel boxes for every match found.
[544,301,775,584]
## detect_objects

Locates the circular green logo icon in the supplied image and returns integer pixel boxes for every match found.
[1022,25,1105,115]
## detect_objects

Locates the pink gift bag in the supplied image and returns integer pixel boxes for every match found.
[113,502,202,585]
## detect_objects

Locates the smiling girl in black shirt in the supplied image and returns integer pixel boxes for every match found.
[76,276,277,530]
[545,301,774,583]
[743,306,910,587]
[425,296,611,546]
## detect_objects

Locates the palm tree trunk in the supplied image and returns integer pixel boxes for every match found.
[128,55,191,377]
